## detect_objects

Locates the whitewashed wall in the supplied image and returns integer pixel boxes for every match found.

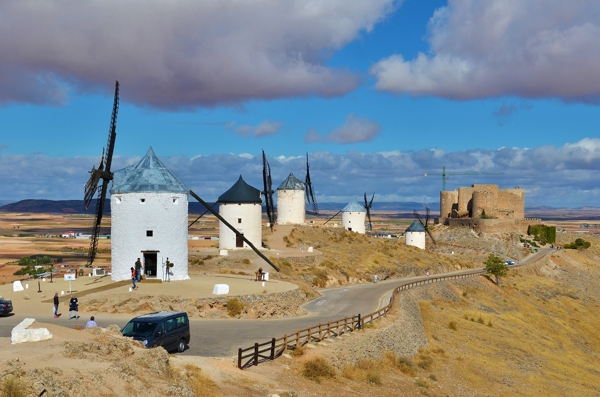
[219,203,262,249]
[276,189,305,225]
[111,192,189,281]
[405,231,426,250]
[342,211,366,234]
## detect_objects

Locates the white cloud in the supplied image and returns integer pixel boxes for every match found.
[305,113,381,144]
[0,0,395,109]
[227,120,283,138]
[2,139,600,207]
[371,0,600,103]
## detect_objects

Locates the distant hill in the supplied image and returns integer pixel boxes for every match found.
[2,199,600,220]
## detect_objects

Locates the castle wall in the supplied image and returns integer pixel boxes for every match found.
[447,218,541,234]
[457,187,474,214]
[440,190,458,219]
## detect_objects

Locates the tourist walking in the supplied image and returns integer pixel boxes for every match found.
[69,295,79,319]
[53,292,60,318]
[131,267,138,289]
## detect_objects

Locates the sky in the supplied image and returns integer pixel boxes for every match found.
[1,0,600,208]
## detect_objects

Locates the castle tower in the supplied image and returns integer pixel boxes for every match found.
[440,190,458,220]
[110,147,189,281]
[218,175,262,250]
[341,201,366,234]
[405,220,426,249]
[276,172,305,225]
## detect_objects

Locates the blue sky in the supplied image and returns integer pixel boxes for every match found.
[1,0,600,208]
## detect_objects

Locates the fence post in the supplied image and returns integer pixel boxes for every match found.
[253,343,259,366]
[271,338,276,360]
[283,334,288,353]
[238,348,242,369]
[327,321,331,339]
[357,313,361,330]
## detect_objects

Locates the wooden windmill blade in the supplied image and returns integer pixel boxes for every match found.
[305,152,319,214]
[85,81,120,267]
[364,192,374,230]
[323,210,342,225]
[261,150,275,231]
[413,209,436,245]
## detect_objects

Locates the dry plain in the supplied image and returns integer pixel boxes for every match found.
[1,211,599,396]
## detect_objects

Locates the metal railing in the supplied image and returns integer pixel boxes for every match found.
[237,270,484,369]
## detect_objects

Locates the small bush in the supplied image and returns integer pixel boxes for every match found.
[226,298,243,317]
[429,374,438,382]
[366,371,381,385]
[487,320,493,327]
[397,357,417,376]
[415,378,429,388]
[290,345,305,357]
[176,363,220,397]
[417,354,433,371]
[448,321,457,331]
[477,316,485,324]
[301,358,336,383]
[1,375,27,397]
[242,258,251,264]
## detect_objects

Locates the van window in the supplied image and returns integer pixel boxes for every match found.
[166,318,177,332]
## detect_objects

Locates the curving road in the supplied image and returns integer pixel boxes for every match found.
[1,248,553,357]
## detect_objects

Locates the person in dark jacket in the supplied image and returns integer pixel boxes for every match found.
[135,258,142,282]
[69,295,79,319]
[53,292,60,318]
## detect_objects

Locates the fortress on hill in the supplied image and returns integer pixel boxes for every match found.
[437,184,540,233]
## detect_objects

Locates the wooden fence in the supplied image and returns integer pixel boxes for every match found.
[237,270,484,369]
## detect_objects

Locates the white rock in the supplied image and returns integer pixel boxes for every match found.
[11,318,52,344]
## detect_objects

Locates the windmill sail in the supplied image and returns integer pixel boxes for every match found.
[85,81,120,267]
[261,150,275,230]
[305,153,318,214]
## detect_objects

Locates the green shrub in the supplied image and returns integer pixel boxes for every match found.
[301,358,336,383]
[226,298,243,317]
[564,238,591,250]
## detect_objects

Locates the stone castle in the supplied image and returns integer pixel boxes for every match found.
[438,184,539,233]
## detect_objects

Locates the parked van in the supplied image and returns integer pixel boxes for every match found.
[122,311,190,353]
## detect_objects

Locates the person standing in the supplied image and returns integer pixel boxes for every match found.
[131,267,138,290]
[53,292,60,318]
[69,295,79,319]
[135,258,142,282]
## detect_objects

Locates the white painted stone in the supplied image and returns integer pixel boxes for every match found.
[219,202,262,250]
[111,192,189,281]
[11,318,52,344]
[308,246,313,253]
[212,284,229,295]
[13,281,24,292]
[219,250,228,256]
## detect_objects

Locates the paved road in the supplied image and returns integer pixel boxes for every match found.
[1,249,553,358]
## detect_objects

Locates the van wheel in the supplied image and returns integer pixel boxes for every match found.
[177,339,186,353]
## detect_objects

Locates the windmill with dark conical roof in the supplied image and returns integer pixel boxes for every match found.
[218,175,263,250]
[276,172,306,225]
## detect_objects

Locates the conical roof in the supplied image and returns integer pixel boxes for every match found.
[111,147,188,194]
[342,201,365,212]
[218,175,262,204]
[406,220,426,232]
[277,172,305,191]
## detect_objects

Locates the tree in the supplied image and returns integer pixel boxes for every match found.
[484,254,509,285]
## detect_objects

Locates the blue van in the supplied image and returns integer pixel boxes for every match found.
[122,311,190,353]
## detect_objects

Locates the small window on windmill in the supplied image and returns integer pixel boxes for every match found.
[115,196,122,204]
[172,197,178,204]
[140,198,146,204]
[237,218,242,224]
[146,230,153,237]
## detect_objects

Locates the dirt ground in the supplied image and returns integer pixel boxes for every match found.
[2,212,600,396]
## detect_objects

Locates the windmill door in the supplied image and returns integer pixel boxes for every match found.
[236,234,244,248]
[143,251,158,278]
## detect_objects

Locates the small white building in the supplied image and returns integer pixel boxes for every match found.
[110,147,189,281]
[341,201,366,234]
[218,176,262,250]
[405,220,426,249]
[276,172,305,225]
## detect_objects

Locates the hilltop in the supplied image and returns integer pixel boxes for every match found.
[1,221,600,396]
